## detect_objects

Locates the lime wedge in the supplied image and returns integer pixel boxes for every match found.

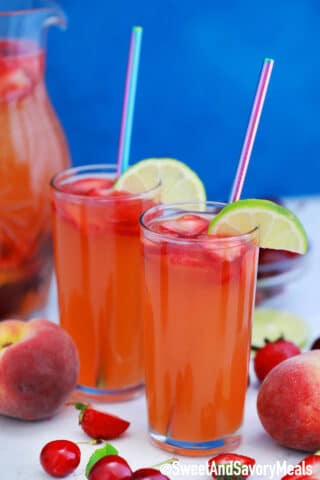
[115,158,206,203]
[208,199,307,253]
[252,308,309,349]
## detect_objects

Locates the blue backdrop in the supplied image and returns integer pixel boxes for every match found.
[46,0,320,201]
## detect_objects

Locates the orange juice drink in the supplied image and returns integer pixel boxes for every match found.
[140,202,258,455]
[51,165,159,400]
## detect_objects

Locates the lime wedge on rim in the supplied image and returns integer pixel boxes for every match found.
[208,199,307,253]
[252,308,309,349]
[115,158,206,203]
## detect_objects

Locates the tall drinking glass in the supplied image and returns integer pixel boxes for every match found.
[51,164,160,400]
[140,202,259,456]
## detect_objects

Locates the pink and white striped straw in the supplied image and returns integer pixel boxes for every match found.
[229,58,274,202]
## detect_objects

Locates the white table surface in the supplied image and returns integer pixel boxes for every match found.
[1,197,319,479]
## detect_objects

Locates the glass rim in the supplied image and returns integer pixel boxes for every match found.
[0,0,59,16]
[140,201,259,246]
[50,163,162,202]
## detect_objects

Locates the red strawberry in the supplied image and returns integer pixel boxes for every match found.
[60,178,114,196]
[254,338,301,382]
[155,214,209,238]
[208,453,256,479]
[0,67,32,101]
[75,403,130,440]
[281,454,320,480]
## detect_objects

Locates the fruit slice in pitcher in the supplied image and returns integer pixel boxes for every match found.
[0,68,32,101]
[0,40,43,101]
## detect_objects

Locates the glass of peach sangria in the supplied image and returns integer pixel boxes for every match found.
[141,202,258,455]
[140,198,307,456]
[51,164,161,400]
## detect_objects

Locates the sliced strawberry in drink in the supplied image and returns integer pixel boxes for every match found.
[55,200,111,234]
[152,214,209,238]
[87,179,117,197]
[0,67,32,101]
[18,51,44,85]
[281,454,320,480]
[113,197,158,236]
[169,249,208,268]
[0,40,26,76]
[0,39,45,101]
[61,178,115,196]
[149,216,252,273]
[204,236,257,285]
[55,188,143,234]
[206,236,246,262]
[56,178,155,234]
[0,39,43,79]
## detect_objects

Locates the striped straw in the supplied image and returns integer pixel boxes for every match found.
[117,26,143,176]
[229,58,274,202]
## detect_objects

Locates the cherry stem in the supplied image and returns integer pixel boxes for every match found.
[77,439,104,445]
[152,457,179,468]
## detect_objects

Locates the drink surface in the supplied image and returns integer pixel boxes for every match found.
[52,177,157,392]
[142,212,258,445]
[0,39,70,318]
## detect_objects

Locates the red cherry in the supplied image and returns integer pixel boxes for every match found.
[259,248,299,267]
[311,337,320,350]
[40,440,81,478]
[132,467,170,479]
[88,455,132,480]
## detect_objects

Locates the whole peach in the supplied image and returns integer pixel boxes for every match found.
[0,318,79,420]
[257,351,320,451]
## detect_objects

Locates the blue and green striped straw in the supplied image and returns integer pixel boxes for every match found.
[117,26,143,176]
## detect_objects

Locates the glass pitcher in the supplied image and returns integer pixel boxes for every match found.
[0,1,70,319]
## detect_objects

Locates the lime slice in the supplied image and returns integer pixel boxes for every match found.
[208,199,307,253]
[252,308,309,349]
[115,158,206,203]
